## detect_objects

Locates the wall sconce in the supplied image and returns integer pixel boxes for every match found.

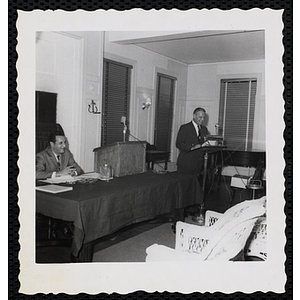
[142,97,152,110]
[88,100,101,114]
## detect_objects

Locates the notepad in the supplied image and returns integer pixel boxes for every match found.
[36,185,73,194]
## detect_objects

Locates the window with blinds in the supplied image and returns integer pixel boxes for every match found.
[154,73,176,152]
[101,59,132,145]
[218,78,257,151]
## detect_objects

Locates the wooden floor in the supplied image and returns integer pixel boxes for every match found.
[36,175,263,263]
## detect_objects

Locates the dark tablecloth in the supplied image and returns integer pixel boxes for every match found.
[36,171,201,256]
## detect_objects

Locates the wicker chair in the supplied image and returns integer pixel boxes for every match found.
[204,209,267,261]
[244,216,267,260]
[146,196,266,262]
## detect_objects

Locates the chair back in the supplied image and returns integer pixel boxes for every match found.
[204,218,258,260]
[209,197,266,232]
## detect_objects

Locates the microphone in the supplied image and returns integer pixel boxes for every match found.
[121,116,127,142]
[215,123,220,135]
[121,116,126,125]
[120,116,146,149]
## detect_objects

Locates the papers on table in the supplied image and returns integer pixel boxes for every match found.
[39,172,102,184]
[78,172,112,182]
[36,185,73,194]
[39,175,76,184]
[77,172,101,180]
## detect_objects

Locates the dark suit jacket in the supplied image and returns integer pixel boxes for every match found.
[36,146,84,180]
[176,121,208,175]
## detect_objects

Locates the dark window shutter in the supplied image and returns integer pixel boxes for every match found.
[154,74,175,152]
[36,91,57,124]
[218,79,257,151]
[101,59,132,145]
[35,91,57,153]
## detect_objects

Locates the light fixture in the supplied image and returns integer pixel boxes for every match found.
[88,100,101,114]
[142,97,152,110]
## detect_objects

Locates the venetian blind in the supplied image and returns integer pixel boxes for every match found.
[154,74,175,152]
[218,78,257,151]
[101,59,132,145]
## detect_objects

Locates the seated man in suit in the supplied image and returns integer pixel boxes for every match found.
[36,130,84,180]
[176,107,209,175]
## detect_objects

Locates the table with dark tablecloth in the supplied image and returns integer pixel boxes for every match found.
[36,170,201,259]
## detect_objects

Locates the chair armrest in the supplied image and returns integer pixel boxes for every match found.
[145,244,204,262]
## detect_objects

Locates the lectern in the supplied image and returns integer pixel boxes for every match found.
[192,145,225,224]
[93,141,147,177]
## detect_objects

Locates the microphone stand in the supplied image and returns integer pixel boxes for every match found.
[123,123,127,142]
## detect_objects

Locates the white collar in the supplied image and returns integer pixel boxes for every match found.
[192,120,201,132]
[52,151,60,161]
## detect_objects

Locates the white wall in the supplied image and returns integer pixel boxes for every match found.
[186,60,265,150]
[36,31,83,164]
[185,60,265,177]
[36,31,265,173]
[80,31,104,172]
[36,31,104,172]
[104,32,189,162]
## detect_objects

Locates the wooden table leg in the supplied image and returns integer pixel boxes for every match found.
[164,159,168,170]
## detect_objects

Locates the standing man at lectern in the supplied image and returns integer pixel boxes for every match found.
[176,107,209,176]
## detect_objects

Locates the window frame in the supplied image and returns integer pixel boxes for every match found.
[218,77,258,151]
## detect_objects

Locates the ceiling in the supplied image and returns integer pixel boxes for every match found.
[113,30,265,65]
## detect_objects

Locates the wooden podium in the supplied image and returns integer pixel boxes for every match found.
[93,141,147,177]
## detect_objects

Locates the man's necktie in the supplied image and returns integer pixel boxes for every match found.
[198,125,201,140]
[57,155,61,170]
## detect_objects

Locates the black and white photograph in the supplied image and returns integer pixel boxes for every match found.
[16,9,286,295]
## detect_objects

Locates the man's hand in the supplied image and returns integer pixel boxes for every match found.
[68,167,78,177]
[191,144,201,151]
[57,166,77,177]
[190,141,211,151]
[201,141,210,147]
